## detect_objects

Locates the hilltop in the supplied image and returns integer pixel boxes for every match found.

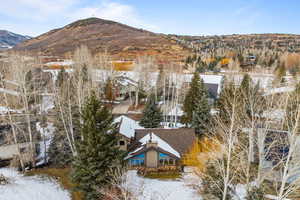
[14,18,190,62]
[0,30,31,50]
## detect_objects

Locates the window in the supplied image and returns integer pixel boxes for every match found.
[119,140,125,146]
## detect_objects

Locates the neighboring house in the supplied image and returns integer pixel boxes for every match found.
[126,128,196,168]
[114,115,144,151]
[183,74,224,99]
[114,75,137,100]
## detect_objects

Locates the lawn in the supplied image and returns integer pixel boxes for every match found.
[26,167,82,200]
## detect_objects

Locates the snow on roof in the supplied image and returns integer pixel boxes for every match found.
[114,115,143,138]
[264,195,291,200]
[264,86,295,96]
[139,133,181,158]
[229,74,274,89]
[0,88,19,96]
[0,106,22,114]
[183,74,224,85]
[45,60,74,66]
[261,109,285,120]
[167,106,184,116]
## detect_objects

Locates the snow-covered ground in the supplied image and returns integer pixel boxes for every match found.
[124,170,201,200]
[0,168,70,200]
[0,106,22,114]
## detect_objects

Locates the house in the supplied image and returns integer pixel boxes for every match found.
[183,74,224,99]
[126,128,196,168]
[114,115,144,151]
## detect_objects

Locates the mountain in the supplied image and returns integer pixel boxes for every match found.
[0,30,31,50]
[14,18,190,62]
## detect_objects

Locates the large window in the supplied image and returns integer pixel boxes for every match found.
[129,154,145,166]
[159,153,176,166]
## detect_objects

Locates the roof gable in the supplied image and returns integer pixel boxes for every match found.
[114,115,144,138]
[134,128,196,155]
[126,133,181,159]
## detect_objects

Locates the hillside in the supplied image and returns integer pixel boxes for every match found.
[0,30,31,50]
[14,18,190,62]
[172,33,300,52]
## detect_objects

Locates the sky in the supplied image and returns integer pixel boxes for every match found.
[0,0,300,37]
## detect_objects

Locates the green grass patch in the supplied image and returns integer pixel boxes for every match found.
[26,167,83,200]
[144,172,182,179]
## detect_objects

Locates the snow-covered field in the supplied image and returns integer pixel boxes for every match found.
[125,170,201,200]
[0,168,70,200]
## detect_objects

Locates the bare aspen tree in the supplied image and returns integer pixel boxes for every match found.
[0,61,25,170]
[134,56,157,107]
[8,53,37,167]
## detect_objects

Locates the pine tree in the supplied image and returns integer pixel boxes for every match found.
[285,83,300,133]
[239,74,265,119]
[156,65,165,100]
[48,130,74,167]
[216,80,237,124]
[139,94,163,128]
[274,63,286,84]
[56,68,68,87]
[72,93,124,200]
[181,72,211,135]
[104,78,115,102]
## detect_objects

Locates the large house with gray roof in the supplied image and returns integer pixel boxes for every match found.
[126,128,196,168]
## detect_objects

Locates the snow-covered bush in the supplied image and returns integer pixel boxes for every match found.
[0,174,9,185]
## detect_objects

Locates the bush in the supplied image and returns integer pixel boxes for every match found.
[0,174,9,185]
[201,160,233,200]
[246,186,265,200]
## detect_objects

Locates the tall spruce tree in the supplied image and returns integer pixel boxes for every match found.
[72,93,124,200]
[182,72,211,135]
[285,83,300,133]
[239,74,265,119]
[216,80,238,124]
[139,94,163,128]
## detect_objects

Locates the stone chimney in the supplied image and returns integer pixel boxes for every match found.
[146,133,158,148]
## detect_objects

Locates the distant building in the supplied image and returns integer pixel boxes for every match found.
[183,74,224,99]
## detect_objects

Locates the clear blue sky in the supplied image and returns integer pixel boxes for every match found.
[0,0,299,37]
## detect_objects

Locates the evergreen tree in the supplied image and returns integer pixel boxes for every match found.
[72,93,124,200]
[139,94,163,128]
[274,63,286,84]
[216,80,238,124]
[285,83,300,133]
[156,65,165,99]
[104,78,115,102]
[56,68,68,88]
[48,131,74,167]
[239,74,265,119]
[181,72,211,135]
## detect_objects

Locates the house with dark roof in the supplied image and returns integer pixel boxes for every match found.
[183,74,224,100]
[126,128,196,168]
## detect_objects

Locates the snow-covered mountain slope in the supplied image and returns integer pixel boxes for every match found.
[0,30,31,50]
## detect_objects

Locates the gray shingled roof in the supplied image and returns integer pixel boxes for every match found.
[133,128,196,156]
